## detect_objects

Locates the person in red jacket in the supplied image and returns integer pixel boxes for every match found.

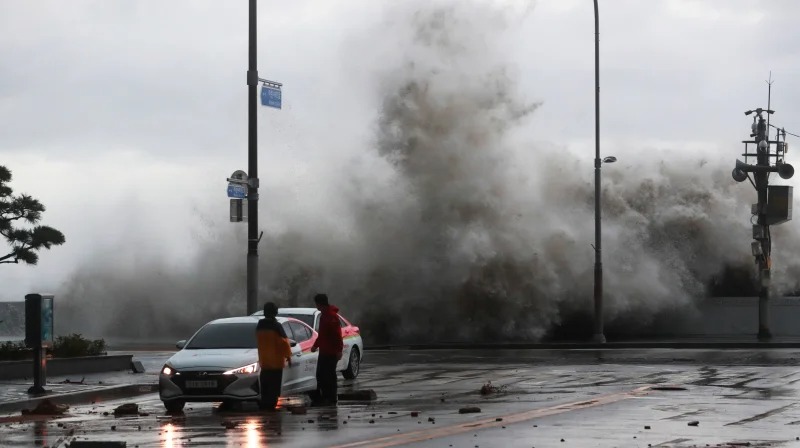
[310,293,344,405]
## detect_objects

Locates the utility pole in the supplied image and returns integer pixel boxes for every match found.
[731,79,795,341]
[246,0,259,315]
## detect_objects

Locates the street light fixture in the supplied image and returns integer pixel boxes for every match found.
[592,0,609,344]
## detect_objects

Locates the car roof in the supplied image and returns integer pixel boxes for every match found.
[277,308,319,315]
[208,316,291,325]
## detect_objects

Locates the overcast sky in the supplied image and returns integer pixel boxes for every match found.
[2,0,799,301]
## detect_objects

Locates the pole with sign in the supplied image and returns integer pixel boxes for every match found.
[245,0,283,315]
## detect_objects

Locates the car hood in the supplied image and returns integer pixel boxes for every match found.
[166,348,258,371]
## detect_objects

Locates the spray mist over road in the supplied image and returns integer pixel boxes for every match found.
[57,2,800,343]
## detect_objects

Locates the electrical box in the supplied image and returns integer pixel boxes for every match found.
[25,293,54,349]
[766,185,793,225]
[230,199,248,222]
[753,225,765,240]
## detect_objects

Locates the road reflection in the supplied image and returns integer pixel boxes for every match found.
[159,406,288,447]
[162,422,176,448]
[245,418,260,448]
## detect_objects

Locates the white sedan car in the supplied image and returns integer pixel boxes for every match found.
[159,316,318,412]
[251,307,364,379]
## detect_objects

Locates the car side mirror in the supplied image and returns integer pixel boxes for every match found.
[176,340,186,350]
[289,339,297,347]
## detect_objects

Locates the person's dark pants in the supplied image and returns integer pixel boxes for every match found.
[259,368,283,410]
[316,354,339,404]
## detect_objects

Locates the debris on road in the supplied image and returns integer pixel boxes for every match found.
[222,421,238,429]
[58,377,85,385]
[410,411,419,417]
[22,400,69,416]
[651,385,688,391]
[339,389,377,401]
[113,403,139,416]
[644,425,651,429]
[459,406,481,414]
[288,406,307,415]
[480,381,507,395]
[688,421,699,426]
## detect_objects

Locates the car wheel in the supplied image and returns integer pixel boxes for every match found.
[163,400,185,413]
[342,347,360,379]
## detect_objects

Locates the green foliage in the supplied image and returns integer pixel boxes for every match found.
[52,333,107,358]
[0,340,29,360]
[0,165,65,265]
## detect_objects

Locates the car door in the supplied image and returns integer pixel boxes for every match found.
[280,321,303,393]
[288,320,317,391]
[334,315,351,371]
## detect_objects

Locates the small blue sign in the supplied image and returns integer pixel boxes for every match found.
[261,85,282,109]
[227,183,247,199]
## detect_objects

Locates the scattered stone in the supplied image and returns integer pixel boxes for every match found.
[480,381,507,395]
[495,418,503,422]
[388,411,397,415]
[428,417,435,422]
[57,423,64,428]
[103,412,109,416]
[644,425,651,430]
[343,421,347,424]
[111,425,117,431]
[688,421,700,427]
[369,419,375,424]
[23,400,69,415]
[338,390,377,401]
[113,403,139,416]
[561,439,565,442]
[138,412,149,417]
[410,412,419,417]
[307,419,314,424]
[459,407,481,414]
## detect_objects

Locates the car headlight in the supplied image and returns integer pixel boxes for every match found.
[161,365,175,375]
[223,362,259,375]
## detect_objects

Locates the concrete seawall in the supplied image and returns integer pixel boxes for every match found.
[0,354,133,380]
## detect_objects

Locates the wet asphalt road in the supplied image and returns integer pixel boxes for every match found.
[5,349,800,447]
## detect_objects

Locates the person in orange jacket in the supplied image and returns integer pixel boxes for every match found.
[255,302,292,410]
[310,293,344,405]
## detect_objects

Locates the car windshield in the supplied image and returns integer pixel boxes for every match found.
[277,313,315,329]
[185,322,258,349]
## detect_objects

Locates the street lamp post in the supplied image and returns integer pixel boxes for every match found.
[592,0,614,343]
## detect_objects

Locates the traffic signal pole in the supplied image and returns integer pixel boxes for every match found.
[754,113,771,340]
[732,90,795,340]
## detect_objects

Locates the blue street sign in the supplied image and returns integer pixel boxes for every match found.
[227,183,247,199]
[261,84,282,109]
